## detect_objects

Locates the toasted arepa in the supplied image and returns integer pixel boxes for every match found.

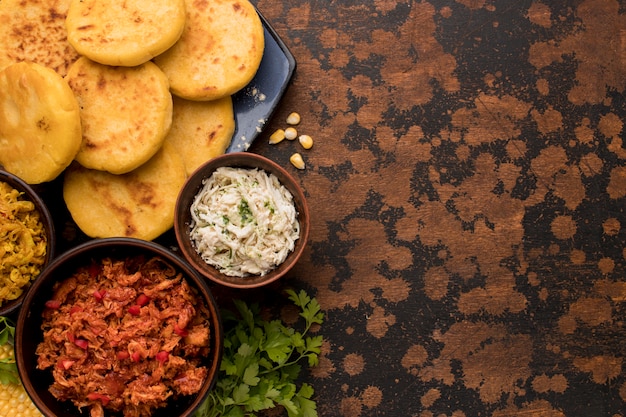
[0,62,81,184]
[65,0,186,66]
[0,0,80,76]
[63,141,187,241]
[165,95,235,176]
[66,57,173,175]
[154,0,264,101]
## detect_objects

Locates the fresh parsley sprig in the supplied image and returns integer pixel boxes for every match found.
[195,289,324,417]
[0,316,19,385]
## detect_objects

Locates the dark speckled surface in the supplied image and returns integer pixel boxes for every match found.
[243,0,626,415]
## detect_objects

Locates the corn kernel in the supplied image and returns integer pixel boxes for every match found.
[284,127,298,140]
[286,112,301,125]
[0,343,12,360]
[289,153,305,170]
[269,128,285,144]
[298,134,313,149]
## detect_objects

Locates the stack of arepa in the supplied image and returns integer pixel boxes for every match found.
[0,0,265,241]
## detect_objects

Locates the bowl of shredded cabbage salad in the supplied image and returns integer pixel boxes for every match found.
[174,153,310,288]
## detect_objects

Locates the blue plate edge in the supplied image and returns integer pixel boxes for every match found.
[227,9,297,153]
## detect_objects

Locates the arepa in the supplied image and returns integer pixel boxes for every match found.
[65,0,186,67]
[62,141,187,241]
[65,57,173,175]
[0,62,81,184]
[154,0,264,101]
[0,0,79,77]
[165,95,235,176]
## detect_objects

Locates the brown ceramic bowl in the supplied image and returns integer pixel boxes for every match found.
[174,152,310,289]
[15,237,223,417]
[0,169,55,317]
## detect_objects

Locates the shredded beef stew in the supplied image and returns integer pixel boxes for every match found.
[36,255,212,417]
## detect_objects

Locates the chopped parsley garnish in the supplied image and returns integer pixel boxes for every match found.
[238,199,253,224]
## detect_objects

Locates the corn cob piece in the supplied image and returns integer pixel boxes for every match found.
[0,344,43,417]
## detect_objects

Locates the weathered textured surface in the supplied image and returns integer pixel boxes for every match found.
[246,0,626,415]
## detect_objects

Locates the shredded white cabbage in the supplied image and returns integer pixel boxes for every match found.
[189,167,300,277]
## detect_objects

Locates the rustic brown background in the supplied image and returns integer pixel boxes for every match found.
[239,0,626,416]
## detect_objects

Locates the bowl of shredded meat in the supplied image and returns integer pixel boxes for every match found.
[0,168,55,317]
[174,152,310,289]
[15,237,223,417]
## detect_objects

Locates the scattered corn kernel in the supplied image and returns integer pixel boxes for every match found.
[298,134,313,149]
[290,153,305,170]
[286,112,301,125]
[269,128,286,144]
[284,127,298,140]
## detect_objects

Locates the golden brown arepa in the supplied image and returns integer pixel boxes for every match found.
[63,141,187,241]
[164,95,235,176]
[65,57,173,175]
[154,0,264,101]
[0,0,79,76]
[0,62,82,184]
[65,0,186,66]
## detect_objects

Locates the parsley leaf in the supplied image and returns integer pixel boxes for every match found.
[196,290,323,417]
[0,316,15,346]
[0,316,19,385]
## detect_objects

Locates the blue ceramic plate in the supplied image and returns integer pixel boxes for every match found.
[227,10,297,152]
